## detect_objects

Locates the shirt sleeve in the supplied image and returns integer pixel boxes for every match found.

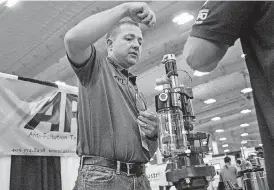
[219,171,223,182]
[66,45,101,87]
[190,1,255,46]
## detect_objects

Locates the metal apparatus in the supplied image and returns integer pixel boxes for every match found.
[155,54,215,190]
[241,168,269,190]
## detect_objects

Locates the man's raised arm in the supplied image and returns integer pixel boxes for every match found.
[64,2,156,65]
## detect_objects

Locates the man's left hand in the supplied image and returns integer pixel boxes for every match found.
[137,111,159,138]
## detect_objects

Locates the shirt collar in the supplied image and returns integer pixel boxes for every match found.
[106,56,137,86]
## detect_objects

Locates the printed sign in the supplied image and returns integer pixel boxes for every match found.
[0,77,78,156]
[146,163,169,189]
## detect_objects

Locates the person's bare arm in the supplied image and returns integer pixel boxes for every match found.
[64,2,156,65]
[64,4,127,65]
[183,1,255,72]
[183,36,229,72]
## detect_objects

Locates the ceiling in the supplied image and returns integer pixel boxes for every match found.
[0,1,261,154]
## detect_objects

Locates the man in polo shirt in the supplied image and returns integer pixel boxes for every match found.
[182,1,274,189]
[64,2,158,190]
[220,156,238,188]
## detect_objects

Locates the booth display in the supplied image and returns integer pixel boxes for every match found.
[155,54,215,190]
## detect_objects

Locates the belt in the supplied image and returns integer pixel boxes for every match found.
[80,156,146,177]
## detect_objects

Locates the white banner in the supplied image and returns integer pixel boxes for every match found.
[0,77,78,156]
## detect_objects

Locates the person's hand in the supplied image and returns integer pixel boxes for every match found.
[137,111,159,138]
[124,2,156,27]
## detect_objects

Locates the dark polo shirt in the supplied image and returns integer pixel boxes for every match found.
[67,46,151,163]
[190,2,274,189]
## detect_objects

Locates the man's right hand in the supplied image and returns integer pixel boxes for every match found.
[125,2,156,27]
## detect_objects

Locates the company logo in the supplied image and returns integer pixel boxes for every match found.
[194,9,209,24]
[24,93,77,133]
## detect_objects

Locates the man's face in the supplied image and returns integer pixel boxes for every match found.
[108,24,143,69]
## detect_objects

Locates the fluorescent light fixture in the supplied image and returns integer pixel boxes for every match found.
[5,0,18,7]
[154,85,163,91]
[211,117,221,121]
[204,98,216,104]
[241,140,247,144]
[193,70,209,77]
[219,137,227,141]
[241,133,249,137]
[241,54,246,58]
[241,87,253,94]
[224,149,230,153]
[222,144,229,148]
[55,81,67,85]
[215,129,224,133]
[241,109,251,114]
[172,12,194,25]
[259,143,263,147]
[240,123,249,127]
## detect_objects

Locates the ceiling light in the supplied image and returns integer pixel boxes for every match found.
[203,141,207,145]
[215,129,224,133]
[241,140,247,144]
[219,137,227,141]
[55,81,67,85]
[211,117,221,121]
[154,85,163,91]
[204,98,216,104]
[222,144,229,148]
[224,149,230,153]
[172,12,194,25]
[241,54,246,58]
[241,87,252,94]
[241,109,251,114]
[5,0,18,7]
[193,70,210,77]
[259,143,263,147]
[240,123,249,127]
[241,133,249,137]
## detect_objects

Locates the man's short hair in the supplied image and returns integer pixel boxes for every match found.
[236,159,241,165]
[106,20,140,40]
[224,156,231,163]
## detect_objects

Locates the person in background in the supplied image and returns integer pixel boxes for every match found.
[219,156,239,189]
[182,1,274,189]
[236,159,253,172]
[236,158,252,189]
[255,146,264,158]
[64,2,158,190]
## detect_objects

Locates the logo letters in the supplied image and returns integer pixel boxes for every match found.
[194,9,209,24]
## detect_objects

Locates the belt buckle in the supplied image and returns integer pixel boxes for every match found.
[80,155,95,170]
[126,163,135,177]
